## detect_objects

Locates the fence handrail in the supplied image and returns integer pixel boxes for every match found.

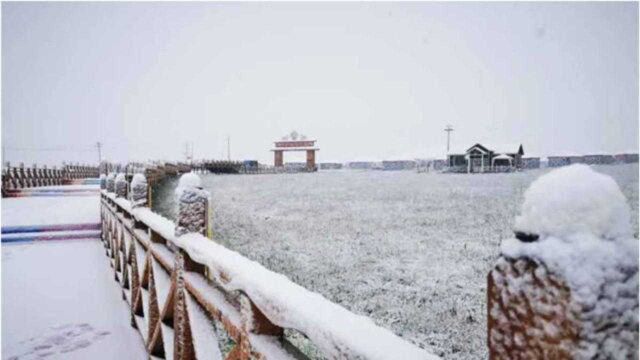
[101,191,436,359]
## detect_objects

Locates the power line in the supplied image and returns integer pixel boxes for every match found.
[184,141,194,164]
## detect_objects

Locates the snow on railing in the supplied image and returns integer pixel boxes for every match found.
[487,165,638,359]
[101,172,437,360]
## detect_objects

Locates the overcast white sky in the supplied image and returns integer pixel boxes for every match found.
[2,2,638,165]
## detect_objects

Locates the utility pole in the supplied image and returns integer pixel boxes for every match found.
[444,125,454,153]
[184,142,193,164]
[226,136,230,161]
[96,142,102,164]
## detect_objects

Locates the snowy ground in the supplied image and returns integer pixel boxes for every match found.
[2,187,146,359]
[2,240,147,359]
[152,164,638,359]
[2,196,100,227]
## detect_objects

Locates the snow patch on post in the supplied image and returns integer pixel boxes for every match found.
[176,172,201,191]
[175,173,209,238]
[514,164,632,240]
[106,172,116,193]
[489,164,639,359]
[115,173,127,198]
[130,174,148,208]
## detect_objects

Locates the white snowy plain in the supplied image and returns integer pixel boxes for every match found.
[152,164,639,359]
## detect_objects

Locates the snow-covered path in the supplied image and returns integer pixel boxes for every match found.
[2,196,100,227]
[2,189,147,359]
[2,240,147,359]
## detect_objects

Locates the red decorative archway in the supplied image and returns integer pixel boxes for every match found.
[271,132,319,171]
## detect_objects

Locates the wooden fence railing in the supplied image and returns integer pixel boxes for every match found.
[101,172,435,360]
[2,162,99,192]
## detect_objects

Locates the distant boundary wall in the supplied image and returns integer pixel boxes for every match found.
[548,153,638,167]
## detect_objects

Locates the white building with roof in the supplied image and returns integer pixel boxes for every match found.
[447,143,524,173]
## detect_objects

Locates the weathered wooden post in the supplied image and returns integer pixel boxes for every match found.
[115,173,127,198]
[106,172,116,193]
[487,165,638,359]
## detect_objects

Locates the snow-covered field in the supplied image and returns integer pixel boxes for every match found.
[152,164,639,359]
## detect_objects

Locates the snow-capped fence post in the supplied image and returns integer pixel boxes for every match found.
[130,173,148,208]
[175,173,210,273]
[115,173,127,198]
[175,173,209,238]
[100,174,107,190]
[106,172,116,193]
[487,165,638,359]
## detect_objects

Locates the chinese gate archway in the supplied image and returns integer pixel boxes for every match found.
[271,132,319,171]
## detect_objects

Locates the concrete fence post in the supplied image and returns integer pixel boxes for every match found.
[175,173,209,238]
[487,165,638,359]
[115,173,127,198]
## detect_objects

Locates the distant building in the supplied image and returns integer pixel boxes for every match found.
[319,162,343,170]
[583,154,616,165]
[284,162,307,171]
[547,153,638,167]
[547,156,572,167]
[347,161,375,170]
[432,159,447,171]
[446,143,524,173]
[522,157,541,169]
[382,160,416,171]
[242,160,259,171]
[567,155,585,164]
[614,153,639,164]
[547,154,586,167]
